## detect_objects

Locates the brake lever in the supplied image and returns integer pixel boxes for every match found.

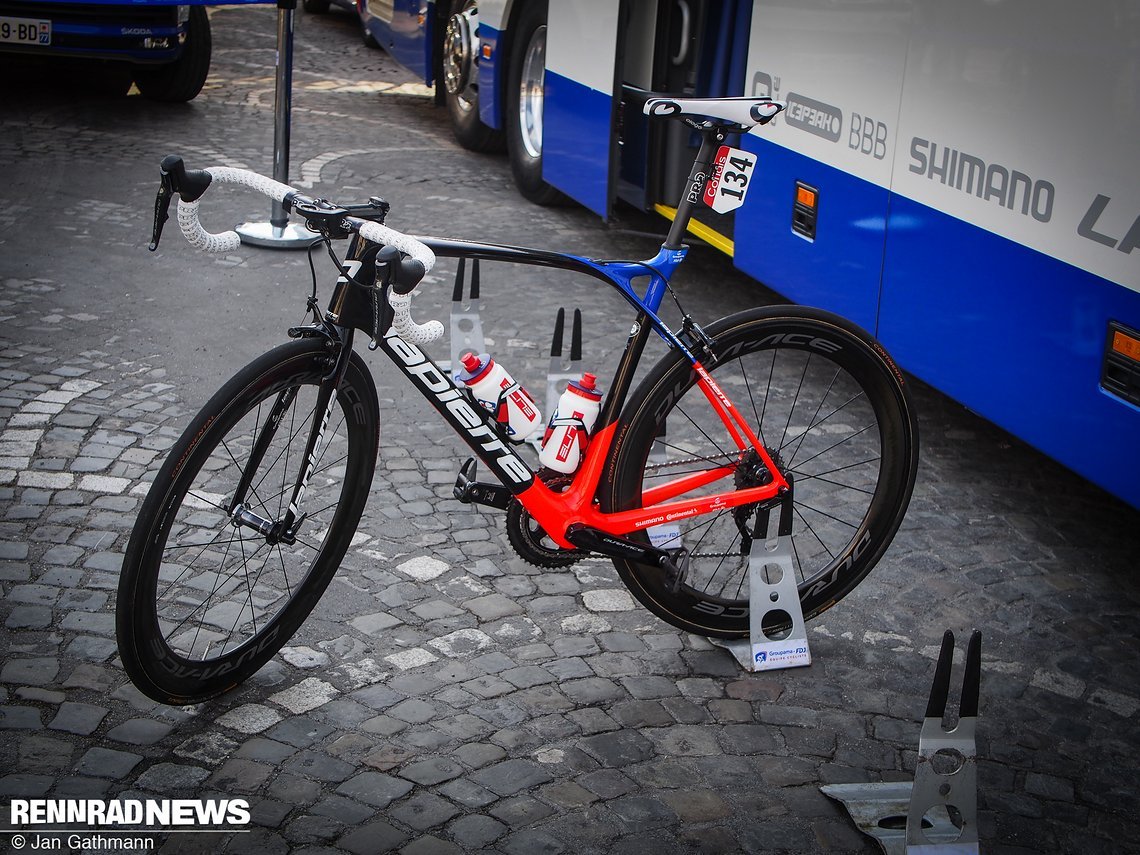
[149,166,175,252]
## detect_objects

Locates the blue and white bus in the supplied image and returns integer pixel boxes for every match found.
[359,0,1140,509]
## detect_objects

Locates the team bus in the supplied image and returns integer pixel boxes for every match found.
[350,0,1140,509]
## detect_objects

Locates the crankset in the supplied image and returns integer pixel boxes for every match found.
[505,472,587,568]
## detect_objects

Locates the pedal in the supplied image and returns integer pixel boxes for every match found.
[452,457,512,510]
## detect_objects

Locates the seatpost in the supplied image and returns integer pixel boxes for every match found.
[664,125,726,249]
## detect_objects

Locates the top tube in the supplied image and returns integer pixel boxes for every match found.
[418,237,697,361]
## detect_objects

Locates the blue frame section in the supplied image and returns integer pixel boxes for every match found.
[419,237,695,359]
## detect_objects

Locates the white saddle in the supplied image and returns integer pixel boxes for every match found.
[643,96,785,128]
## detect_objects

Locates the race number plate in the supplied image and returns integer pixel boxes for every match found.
[703,145,756,214]
[0,17,51,46]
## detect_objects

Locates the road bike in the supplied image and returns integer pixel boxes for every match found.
[116,96,920,705]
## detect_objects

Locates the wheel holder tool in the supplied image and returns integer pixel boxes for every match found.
[907,629,981,853]
[443,257,486,372]
[711,498,811,671]
[822,630,982,854]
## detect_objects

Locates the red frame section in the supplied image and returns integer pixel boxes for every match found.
[514,363,789,549]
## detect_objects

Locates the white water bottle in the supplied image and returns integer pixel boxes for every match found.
[539,373,603,474]
[455,352,543,441]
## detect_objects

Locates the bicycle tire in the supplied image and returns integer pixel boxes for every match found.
[116,339,379,704]
[601,306,919,638]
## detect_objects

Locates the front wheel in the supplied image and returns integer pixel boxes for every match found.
[116,339,379,704]
[602,306,919,638]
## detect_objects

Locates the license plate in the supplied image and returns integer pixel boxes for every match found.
[0,17,51,46]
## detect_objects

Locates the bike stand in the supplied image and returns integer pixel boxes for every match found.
[710,500,811,671]
[528,307,583,451]
[822,630,982,854]
[441,257,486,373]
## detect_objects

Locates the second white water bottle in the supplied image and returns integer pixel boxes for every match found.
[539,373,603,474]
[456,352,544,441]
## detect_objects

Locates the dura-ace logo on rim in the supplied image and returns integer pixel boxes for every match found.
[386,333,532,487]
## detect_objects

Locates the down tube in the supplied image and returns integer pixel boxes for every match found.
[380,331,535,491]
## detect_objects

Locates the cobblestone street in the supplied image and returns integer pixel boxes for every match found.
[1,6,1139,854]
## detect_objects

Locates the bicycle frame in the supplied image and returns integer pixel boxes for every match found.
[300,122,792,557]
[347,232,789,552]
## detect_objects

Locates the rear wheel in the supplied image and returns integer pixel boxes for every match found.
[116,339,379,704]
[602,307,919,638]
[505,0,564,205]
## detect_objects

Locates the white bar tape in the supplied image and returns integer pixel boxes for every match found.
[177,199,241,253]
[206,166,296,201]
[176,166,298,253]
[358,221,435,274]
[388,292,445,345]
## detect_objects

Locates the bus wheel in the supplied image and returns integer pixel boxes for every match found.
[443,1,503,152]
[506,0,564,205]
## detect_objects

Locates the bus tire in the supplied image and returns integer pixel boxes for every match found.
[443,1,504,152]
[505,0,565,205]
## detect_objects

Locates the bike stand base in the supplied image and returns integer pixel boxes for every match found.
[821,782,971,855]
[710,533,811,672]
[822,630,982,855]
[236,220,314,249]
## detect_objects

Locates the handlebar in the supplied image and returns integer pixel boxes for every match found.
[151,156,442,344]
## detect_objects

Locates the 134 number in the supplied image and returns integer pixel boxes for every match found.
[703,146,756,214]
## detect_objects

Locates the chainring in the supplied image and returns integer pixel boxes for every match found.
[505,473,587,568]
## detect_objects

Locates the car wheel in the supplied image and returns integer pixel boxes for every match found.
[133,6,211,103]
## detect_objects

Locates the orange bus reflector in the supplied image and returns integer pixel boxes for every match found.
[482,44,492,59]
[1112,330,1140,363]
[796,185,817,209]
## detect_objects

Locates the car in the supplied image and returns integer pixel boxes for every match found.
[0,0,211,101]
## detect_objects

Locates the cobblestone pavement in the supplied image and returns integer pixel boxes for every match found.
[2,6,1139,854]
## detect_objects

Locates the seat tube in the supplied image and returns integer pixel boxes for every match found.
[665,129,724,249]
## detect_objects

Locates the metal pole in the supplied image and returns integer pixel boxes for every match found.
[236,0,312,248]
